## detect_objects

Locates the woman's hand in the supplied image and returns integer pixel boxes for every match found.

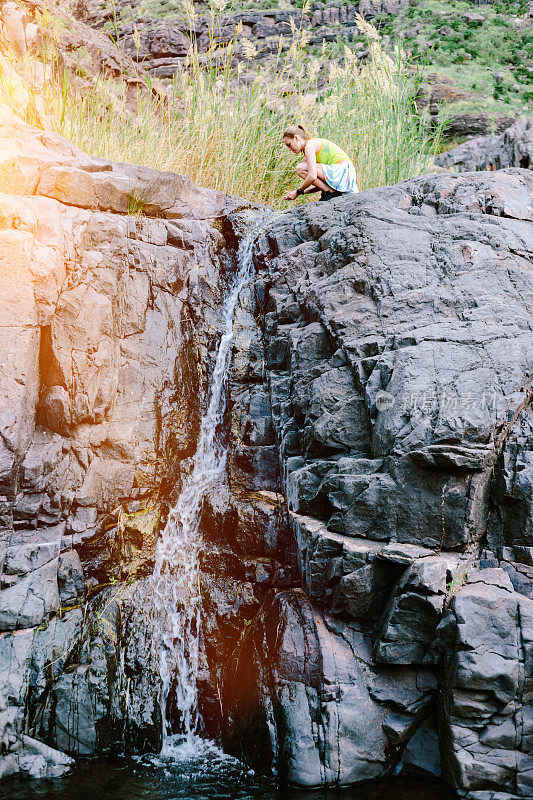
[284,189,298,201]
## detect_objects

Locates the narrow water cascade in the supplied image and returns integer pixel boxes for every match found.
[148,221,260,757]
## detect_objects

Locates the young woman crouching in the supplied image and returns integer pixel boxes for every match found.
[282,124,359,202]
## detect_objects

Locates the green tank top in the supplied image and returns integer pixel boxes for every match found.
[315,138,350,165]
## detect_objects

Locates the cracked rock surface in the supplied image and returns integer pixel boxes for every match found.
[221,168,533,794]
[0,109,257,779]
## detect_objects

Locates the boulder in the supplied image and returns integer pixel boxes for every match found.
[17,736,74,779]
[436,115,533,173]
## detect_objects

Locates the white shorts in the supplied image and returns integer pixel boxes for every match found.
[322,160,359,193]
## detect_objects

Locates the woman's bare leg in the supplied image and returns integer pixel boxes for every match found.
[295,162,332,193]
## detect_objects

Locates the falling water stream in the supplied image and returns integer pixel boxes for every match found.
[149,222,258,757]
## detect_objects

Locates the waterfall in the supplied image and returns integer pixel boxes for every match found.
[148,223,258,758]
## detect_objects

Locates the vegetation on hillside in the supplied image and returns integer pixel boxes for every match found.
[2,1,442,207]
[379,0,532,118]
[101,0,532,130]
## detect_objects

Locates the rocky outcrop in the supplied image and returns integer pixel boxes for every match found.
[221,168,533,795]
[436,113,518,142]
[74,1,405,78]
[224,588,439,786]
[118,6,370,78]
[436,116,533,173]
[0,0,165,122]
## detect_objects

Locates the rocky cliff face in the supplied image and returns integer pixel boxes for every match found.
[0,108,532,799]
[221,168,533,797]
[0,109,255,778]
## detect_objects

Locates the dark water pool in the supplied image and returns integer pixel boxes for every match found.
[0,747,458,800]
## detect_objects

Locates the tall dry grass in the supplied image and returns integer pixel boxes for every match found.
[3,1,442,206]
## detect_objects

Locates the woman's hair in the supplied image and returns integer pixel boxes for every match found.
[283,123,311,141]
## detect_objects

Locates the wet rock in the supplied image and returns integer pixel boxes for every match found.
[40,667,97,756]
[34,583,163,757]
[223,589,437,786]
[17,736,74,779]
[0,106,249,777]
[28,608,84,707]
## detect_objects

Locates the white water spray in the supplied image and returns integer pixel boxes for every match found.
[149,223,259,758]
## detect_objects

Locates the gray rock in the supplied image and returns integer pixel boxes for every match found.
[3,524,64,580]
[40,666,97,756]
[57,551,84,606]
[243,167,533,791]
[256,168,533,560]
[0,627,35,706]
[374,557,447,665]
[94,2,402,79]
[223,590,433,787]
[0,559,59,631]
[436,116,532,173]
[402,717,442,778]
[17,736,74,779]
[437,576,532,796]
